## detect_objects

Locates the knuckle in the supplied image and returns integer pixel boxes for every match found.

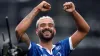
[43,1,46,2]
[43,1,46,4]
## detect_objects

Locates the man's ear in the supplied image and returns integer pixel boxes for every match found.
[36,28,38,35]
[54,28,56,35]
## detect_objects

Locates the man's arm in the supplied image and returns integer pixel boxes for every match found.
[15,1,51,46]
[63,2,90,48]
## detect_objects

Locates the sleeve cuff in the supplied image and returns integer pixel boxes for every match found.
[69,37,74,50]
[28,42,32,50]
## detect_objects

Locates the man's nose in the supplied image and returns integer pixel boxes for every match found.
[45,25,49,28]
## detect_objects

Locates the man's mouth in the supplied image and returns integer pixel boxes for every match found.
[42,29,52,33]
[43,31,51,34]
[43,31,51,37]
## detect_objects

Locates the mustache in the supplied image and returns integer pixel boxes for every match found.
[42,28,52,33]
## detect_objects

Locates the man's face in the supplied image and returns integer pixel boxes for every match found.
[36,18,56,42]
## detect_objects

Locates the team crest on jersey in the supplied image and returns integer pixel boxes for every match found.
[55,46,62,56]
[55,46,61,51]
[41,54,47,56]
[56,52,62,56]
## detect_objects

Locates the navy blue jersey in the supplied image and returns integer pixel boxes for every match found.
[27,37,73,56]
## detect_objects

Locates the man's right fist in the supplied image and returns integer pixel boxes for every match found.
[36,1,51,12]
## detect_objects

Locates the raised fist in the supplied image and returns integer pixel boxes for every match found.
[63,2,75,12]
[36,1,51,12]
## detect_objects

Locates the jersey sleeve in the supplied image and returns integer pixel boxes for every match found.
[59,37,74,53]
[27,41,37,56]
[69,37,74,50]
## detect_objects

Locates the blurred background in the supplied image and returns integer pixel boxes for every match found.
[0,0,100,56]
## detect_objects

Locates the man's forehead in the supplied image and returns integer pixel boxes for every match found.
[39,18,54,23]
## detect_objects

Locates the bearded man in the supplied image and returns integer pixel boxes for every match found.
[15,1,90,56]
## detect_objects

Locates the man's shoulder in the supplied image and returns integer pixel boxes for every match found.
[55,37,69,44]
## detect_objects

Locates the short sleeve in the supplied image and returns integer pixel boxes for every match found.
[69,37,74,50]
[59,37,74,53]
[27,41,37,56]
[28,42,32,50]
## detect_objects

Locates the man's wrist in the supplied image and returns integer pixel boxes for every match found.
[70,10,76,14]
[34,7,41,12]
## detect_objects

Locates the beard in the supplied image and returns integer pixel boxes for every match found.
[38,28,55,42]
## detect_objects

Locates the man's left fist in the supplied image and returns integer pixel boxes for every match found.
[63,2,75,12]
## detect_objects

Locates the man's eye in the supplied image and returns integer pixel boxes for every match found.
[48,23,54,27]
[40,23,46,27]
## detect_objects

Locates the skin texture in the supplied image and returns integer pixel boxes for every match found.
[15,1,90,52]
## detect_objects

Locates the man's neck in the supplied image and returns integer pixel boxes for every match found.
[39,40,53,52]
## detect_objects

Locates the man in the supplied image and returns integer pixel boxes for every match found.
[15,1,90,56]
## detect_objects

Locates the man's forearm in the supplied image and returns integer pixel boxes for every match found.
[64,2,90,48]
[15,7,40,35]
[71,10,90,33]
